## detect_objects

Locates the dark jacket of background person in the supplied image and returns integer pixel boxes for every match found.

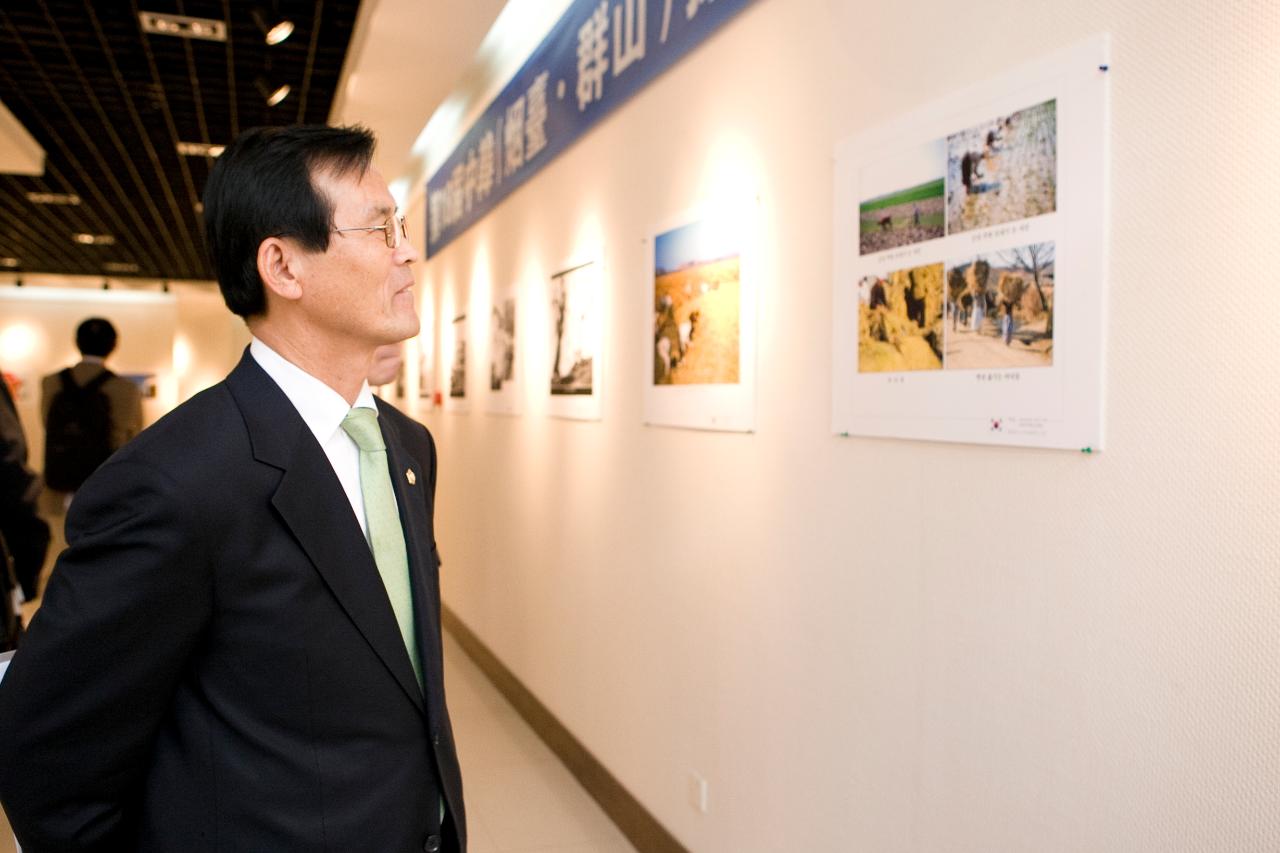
[0,352,463,850]
[0,372,50,605]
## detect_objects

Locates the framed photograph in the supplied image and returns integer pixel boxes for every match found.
[485,290,521,415]
[548,259,604,421]
[643,203,757,432]
[833,34,1108,450]
[444,312,470,413]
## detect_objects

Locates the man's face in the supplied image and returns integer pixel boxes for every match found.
[294,165,420,350]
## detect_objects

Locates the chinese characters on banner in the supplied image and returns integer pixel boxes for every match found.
[427,0,756,257]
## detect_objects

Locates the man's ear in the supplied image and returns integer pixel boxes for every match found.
[257,236,304,303]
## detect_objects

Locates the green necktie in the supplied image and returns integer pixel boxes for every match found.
[341,407,423,690]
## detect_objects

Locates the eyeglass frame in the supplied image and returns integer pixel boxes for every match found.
[330,212,408,249]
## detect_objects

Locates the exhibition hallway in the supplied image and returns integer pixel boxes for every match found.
[0,629,636,853]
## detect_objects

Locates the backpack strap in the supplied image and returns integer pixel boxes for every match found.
[83,370,114,393]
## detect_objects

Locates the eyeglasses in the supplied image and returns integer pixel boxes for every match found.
[331,213,408,249]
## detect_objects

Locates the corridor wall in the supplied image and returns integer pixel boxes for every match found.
[414,1,1279,850]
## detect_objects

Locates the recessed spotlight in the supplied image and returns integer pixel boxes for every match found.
[73,233,116,246]
[0,257,19,268]
[27,192,82,205]
[103,262,140,273]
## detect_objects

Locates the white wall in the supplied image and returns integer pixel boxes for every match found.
[420,1,1280,849]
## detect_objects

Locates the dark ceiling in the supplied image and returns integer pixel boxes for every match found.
[0,0,363,282]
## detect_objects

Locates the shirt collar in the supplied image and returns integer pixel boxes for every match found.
[249,337,377,447]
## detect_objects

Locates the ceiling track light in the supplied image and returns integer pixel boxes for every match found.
[252,8,294,45]
[255,77,291,107]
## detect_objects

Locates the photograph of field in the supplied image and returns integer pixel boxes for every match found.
[858,262,945,373]
[860,179,944,254]
[946,99,1057,234]
[489,297,515,392]
[653,218,740,385]
[943,241,1055,369]
[550,263,596,396]
[450,314,467,398]
[859,139,946,255]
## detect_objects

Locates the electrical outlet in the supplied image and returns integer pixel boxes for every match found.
[687,770,709,814]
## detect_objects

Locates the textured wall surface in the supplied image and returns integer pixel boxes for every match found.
[419,0,1280,850]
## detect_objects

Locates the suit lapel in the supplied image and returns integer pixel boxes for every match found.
[225,352,425,714]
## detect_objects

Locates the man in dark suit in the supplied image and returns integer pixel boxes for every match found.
[0,125,465,852]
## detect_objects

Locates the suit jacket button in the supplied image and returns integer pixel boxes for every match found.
[424,834,442,852]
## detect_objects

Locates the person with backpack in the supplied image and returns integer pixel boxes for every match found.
[40,317,143,496]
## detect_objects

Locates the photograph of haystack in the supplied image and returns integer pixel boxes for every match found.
[489,297,516,392]
[944,241,1055,369]
[549,263,596,396]
[652,217,740,386]
[946,99,1057,234]
[450,314,468,398]
[858,139,945,255]
[857,262,945,372]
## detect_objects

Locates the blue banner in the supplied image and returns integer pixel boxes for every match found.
[425,0,756,257]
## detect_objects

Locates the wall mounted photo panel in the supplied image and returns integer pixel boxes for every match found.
[644,203,757,432]
[445,312,470,413]
[485,289,521,415]
[548,259,604,421]
[833,34,1109,450]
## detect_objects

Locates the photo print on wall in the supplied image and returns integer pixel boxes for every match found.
[859,139,946,256]
[832,34,1109,450]
[485,291,521,415]
[946,99,1057,235]
[548,259,604,421]
[447,312,469,411]
[644,203,758,433]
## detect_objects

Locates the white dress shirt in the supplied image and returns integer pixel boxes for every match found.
[249,337,382,538]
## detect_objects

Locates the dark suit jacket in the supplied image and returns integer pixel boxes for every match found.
[0,351,465,852]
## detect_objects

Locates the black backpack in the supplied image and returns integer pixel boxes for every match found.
[43,368,115,491]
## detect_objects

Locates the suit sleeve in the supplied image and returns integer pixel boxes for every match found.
[0,456,212,850]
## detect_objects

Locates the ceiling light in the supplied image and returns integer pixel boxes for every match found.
[72,233,116,246]
[26,192,81,205]
[103,262,140,274]
[255,78,291,107]
[252,9,295,45]
[0,257,19,268]
[176,141,226,157]
[138,11,227,42]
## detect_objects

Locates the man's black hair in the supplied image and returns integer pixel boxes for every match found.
[75,317,118,357]
[202,124,376,318]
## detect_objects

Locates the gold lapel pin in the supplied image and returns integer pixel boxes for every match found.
[406,469,417,485]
